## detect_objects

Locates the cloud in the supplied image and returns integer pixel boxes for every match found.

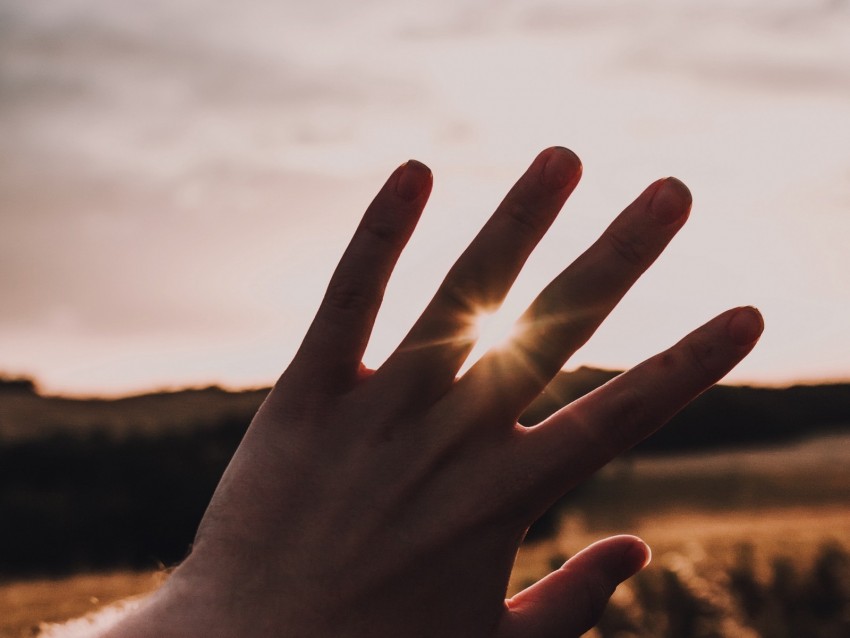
[513,0,850,96]
[2,0,849,392]
[0,0,424,343]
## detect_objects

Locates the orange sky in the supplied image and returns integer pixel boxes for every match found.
[2,0,850,395]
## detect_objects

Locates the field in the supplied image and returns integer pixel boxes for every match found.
[4,434,848,638]
[512,507,849,637]
[1,572,161,638]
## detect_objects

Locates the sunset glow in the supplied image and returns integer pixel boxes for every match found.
[460,307,521,374]
[2,0,850,395]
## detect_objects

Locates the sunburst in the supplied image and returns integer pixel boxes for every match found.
[459,306,520,374]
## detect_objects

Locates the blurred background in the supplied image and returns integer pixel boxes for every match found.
[1,1,849,636]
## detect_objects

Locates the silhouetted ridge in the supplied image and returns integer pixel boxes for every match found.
[0,375,38,395]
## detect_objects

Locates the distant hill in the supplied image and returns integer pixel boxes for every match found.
[0,383,267,443]
[0,375,38,395]
[2,369,850,449]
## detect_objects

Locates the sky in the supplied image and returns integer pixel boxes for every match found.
[2,0,850,396]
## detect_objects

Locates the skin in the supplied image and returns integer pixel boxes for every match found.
[103,147,763,637]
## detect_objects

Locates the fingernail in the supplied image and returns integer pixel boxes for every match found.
[726,306,764,345]
[396,160,431,201]
[541,146,582,191]
[628,542,652,573]
[650,177,692,224]
[617,537,652,582]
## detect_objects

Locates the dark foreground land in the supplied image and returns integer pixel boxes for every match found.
[2,369,850,577]
[5,436,850,637]
[1,372,849,637]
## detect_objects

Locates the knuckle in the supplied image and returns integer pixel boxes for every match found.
[656,350,678,371]
[438,277,478,314]
[604,227,649,267]
[324,278,376,316]
[684,336,716,378]
[568,386,650,463]
[359,217,400,246]
[501,200,542,239]
[607,388,649,451]
[578,388,647,458]
[579,575,614,631]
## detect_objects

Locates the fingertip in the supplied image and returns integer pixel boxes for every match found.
[726,306,764,346]
[563,535,651,584]
[540,146,583,191]
[585,534,650,581]
[622,536,651,576]
[396,159,433,201]
[650,176,692,224]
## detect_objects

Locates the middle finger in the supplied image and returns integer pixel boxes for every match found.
[454,176,692,421]
[373,147,582,402]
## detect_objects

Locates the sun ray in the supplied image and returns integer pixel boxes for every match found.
[459,307,520,374]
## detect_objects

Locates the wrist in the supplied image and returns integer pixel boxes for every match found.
[99,555,330,638]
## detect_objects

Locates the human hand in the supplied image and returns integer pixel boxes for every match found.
[105,147,762,637]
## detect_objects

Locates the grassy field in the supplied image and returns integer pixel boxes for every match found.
[0,571,162,638]
[511,508,850,637]
[510,434,850,637]
[4,433,848,638]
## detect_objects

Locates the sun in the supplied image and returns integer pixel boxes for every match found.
[459,307,520,374]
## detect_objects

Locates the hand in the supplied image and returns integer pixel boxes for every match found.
[105,147,762,637]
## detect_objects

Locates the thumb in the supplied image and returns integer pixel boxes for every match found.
[496,535,650,638]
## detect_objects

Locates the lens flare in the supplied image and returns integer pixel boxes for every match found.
[459,307,519,374]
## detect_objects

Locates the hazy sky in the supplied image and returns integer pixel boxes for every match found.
[2,0,850,395]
